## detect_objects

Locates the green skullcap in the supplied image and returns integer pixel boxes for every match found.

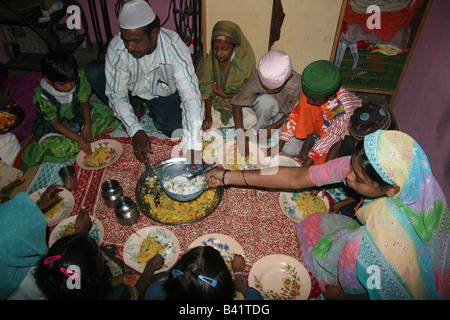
[301,60,341,98]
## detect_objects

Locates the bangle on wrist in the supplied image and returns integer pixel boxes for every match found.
[221,170,229,185]
[233,271,246,278]
[242,170,248,186]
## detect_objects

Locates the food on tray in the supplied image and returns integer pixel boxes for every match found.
[143,179,217,224]
[0,110,18,130]
[202,136,216,158]
[162,174,206,195]
[225,143,259,170]
[58,222,76,239]
[295,192,327,217]
[135,235,167,265]
[85,146,112,166]
[42,196,65,220]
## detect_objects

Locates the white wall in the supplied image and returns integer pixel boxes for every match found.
[202,0,343,73]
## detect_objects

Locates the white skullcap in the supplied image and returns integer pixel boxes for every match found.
[257,50,293,89]
[119,0,156,29]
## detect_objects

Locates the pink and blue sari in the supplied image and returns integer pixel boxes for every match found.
[297,130,449,299]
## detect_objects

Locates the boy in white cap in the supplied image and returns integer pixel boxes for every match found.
[84,0,203,164]
[230,49,302,154]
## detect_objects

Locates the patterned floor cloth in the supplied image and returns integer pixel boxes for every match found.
[43,136,322,299]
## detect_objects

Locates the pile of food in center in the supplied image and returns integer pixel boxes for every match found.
[142,178,219,225]
[162,174,206,195]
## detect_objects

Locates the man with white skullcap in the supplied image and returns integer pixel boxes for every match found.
[84,0,203,164]
[230,49,302,154]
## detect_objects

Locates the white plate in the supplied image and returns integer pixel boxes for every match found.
[264,155,301,168]
[279,190,330,223]
[76,139,123,170]
[123,226,180,273]
[29,188,74,226]
[216,140,266,170]
[48,215,104,247]
[249,254,311,300]
[189,233,245,267]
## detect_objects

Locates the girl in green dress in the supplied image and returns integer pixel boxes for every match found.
[197,21,257,130]
[22,51,118,166]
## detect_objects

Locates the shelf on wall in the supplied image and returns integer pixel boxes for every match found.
[338,49,408,94]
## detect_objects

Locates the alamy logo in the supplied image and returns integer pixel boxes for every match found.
[66,5,81,30]
[64,265,81,289]
[366,5,381,30]
[366,265,381,289]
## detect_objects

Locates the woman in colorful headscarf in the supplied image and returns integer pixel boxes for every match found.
[197,21,257,130]
[206,130,449,299]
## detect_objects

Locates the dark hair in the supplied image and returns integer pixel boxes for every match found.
[354,140,393,189]
[34,233,110,300]
[163,246,235,300]
[40,50,78,82]
[142,14,160,38]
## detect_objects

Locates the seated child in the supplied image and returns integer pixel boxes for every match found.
[33,229,164,300]
[278,60,361,166]
[231,50,302,154]
[322,102,397,217]
[197,20,257,130]
[144,245,263,300]
[22,50,118,167]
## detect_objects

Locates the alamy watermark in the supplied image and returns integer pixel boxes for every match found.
[65,5,81,30]
[366,265,381,290]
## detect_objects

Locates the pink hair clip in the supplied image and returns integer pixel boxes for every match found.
[44,255,61,266]
[59,267,79,280]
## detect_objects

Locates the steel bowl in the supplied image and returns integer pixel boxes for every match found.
[159,162,207,202]
[114,196,140,226]
[102,179,123,208]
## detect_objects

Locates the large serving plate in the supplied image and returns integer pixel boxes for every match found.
[0,104,24,132]
[249,254,311,300]
[135,158,223,225]
[76,139,123,170]
[123,226,180,274]
[29,187,74,226]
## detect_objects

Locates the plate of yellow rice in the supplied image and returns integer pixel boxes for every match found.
[123,226,180,273]
[29,187,74,226]
[76,139,123,170]
[279,190,332,222]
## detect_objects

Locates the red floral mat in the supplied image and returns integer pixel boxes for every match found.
[60,136,321,299]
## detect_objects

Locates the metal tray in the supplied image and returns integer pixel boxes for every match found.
[0,104,24,132]
[135,157,224,225]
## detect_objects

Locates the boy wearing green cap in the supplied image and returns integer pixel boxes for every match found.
[278,60,361,166]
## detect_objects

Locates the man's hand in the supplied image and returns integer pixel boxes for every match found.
[132,130,152,162]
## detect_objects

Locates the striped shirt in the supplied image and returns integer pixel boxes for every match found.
[105,28,203,150]
[280,88,361,160]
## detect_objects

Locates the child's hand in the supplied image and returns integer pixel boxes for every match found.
[212,82,226,98]
[81,126,93,144]
[146,254,164,271]
[231,254,246,272]
[75,207,93,234]
[36,184,63,211]
[202,117,212,131]
[78,137,92,155]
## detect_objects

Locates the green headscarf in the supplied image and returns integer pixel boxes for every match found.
[197,21,256,125]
